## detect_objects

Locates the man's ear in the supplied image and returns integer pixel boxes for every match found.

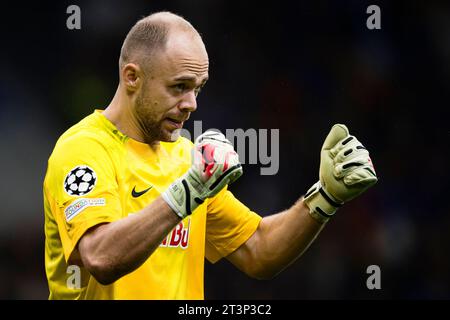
[121,63,142,92]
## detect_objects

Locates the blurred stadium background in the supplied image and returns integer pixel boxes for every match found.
[0,0,448,299]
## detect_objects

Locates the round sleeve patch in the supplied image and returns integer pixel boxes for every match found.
[63,165,97,196]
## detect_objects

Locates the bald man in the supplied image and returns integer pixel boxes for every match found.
[43,12,377,299]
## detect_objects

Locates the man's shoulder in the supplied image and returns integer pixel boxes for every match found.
[50,113,116,163]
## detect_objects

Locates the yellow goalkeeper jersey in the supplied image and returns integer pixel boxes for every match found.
[43,110,262,300]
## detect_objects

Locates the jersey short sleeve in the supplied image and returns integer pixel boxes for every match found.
[205,187,262,263]
[44,132,122,261]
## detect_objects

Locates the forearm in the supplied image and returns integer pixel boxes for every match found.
[257,199,326,277]
[77,196,180,284]
[230,198,326,279]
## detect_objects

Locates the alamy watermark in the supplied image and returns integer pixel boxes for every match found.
[366,264,381,290]
[173,121,280,176]
[67,264,81,289]
[66,5,81,30]
[366,5,381,30]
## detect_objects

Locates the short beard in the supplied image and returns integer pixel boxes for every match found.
[134,90,166,145]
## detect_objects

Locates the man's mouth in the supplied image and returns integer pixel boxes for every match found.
[165,117,185,129]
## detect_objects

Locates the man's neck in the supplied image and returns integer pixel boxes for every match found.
[103,86,145,143]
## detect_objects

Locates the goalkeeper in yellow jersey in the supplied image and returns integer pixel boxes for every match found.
[43,11,377,299]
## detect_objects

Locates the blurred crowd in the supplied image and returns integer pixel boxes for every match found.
[0,0,448,299]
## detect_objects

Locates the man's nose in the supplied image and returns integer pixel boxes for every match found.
[179,90,197,112]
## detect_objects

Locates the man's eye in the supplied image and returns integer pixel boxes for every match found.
[173,83,186,92]
[172,83,203,96]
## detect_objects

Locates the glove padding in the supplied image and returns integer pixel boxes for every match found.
[304,124,378,223]
[162,130,243,219]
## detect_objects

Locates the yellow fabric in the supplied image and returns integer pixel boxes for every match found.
[43,110,262,300]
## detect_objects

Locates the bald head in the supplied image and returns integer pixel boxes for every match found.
[119,12,203,75]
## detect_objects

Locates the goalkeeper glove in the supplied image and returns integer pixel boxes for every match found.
[304,124,378,223]
[162,130,243,219]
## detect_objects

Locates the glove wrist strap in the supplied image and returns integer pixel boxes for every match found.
[162,175,203,219]
[304,181,342,223]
